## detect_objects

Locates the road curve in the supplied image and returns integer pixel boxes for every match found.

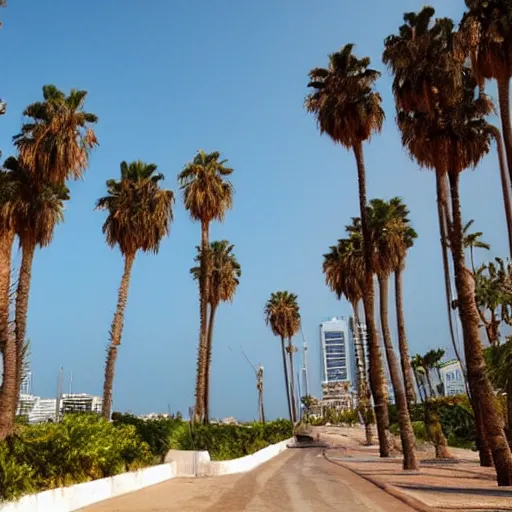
[83,448,415,511]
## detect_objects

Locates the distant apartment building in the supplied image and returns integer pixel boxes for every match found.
[17,393,103,424]
[438,359,466,396]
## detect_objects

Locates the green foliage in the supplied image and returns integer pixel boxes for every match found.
[412,421,428,441]
[112,412,182,461]
[172,420,293,461]
[0,414,152,501]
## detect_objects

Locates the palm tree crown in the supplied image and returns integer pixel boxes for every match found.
[305,44,385,148]
[178,150,234,223]
[264,291,301,339]
[13,84,98,186]
[191,240,241,307]
[96,161,174,256]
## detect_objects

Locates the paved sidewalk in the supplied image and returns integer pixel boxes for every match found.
[318,426,512,511]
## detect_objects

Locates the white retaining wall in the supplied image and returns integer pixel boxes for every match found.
[0,437,293,512]
[0,462,177,512]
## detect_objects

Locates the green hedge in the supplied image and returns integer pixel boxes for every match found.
[0,414,152,501]
[170,420,293,461]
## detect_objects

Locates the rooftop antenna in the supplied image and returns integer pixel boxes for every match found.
[69,371,73,395]
[300,326,310,399]
[56,366,63,422]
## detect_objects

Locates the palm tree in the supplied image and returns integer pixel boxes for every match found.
[13,85,98,187]
[11,85,97,409]
[460,1,512,188]
[462,219,491,273]
[391,199,418,408]
[0,166,17,439]
[361,202,418,470]
[323,237,373,444]
[411,356,428,403]
[264,291,300,422]
[306,44,390,457]
[97,161,174,419]
[1,156,68,430]
[191,240,241,422]
[383,8,467,409]
[178,150,233,423]
[413,351,451,458]
[384,8,512,476]
[286,303,301,424]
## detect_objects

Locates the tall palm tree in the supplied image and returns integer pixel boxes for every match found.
[13,85,98,187]
[306,44,391,458]
[391,199,418,408]
[323,237,373,445]
[178,150,233,423]
[460,0,512,187]
[191,240,241,422]
[1,156,68,431]
[383,8,467,413]
[0,166,17,439]
[384,8,507,473]
[462,219,491,273]
[359,202,418,470]
[12,85,97,407]
[97,161,174,419]
[264,291,300,422]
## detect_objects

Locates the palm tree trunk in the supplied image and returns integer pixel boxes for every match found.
[438,167,492,467]
[378,275,418,470]
[353,141,390,458]
[281,336,293,422]
[352,302,373,445]
[497,76,512,191]
[394,266,416,408]
[435,170,467,388]
[203,302,217,424]
[425,368,435,399]
[14,238,36,410]
[489,126,512,257]
[102,252,135,420]
[470,247,476,274]
[287,337,297,423]
[424,400,451,459]
[449,170,512,486]
[0,231,16,440]
[194,220,210,423]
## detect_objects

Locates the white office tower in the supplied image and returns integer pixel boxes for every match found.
[319,317,355,411]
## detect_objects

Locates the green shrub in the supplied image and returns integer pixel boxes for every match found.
[0,414,152,501]
[412,421,428,441]
[112,413,182,461]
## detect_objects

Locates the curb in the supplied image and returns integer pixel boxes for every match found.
[323,451,443,512]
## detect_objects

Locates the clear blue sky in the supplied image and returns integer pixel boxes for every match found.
[0,0,506,420]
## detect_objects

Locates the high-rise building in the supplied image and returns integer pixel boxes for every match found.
[320,317,353,384]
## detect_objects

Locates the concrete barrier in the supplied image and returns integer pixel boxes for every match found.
[164,449,211,477]
[0,462,177,512]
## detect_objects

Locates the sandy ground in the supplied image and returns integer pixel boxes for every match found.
[82,447,415,512]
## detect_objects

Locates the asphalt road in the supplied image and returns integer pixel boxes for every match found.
[83,448,415,512]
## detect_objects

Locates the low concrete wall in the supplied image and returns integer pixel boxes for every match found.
[201,438,292,476]
[164,449,211,477]
[0,462,177,512]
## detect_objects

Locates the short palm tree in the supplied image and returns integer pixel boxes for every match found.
[13,84,98,186]
[306,44,391,458]
[323,237,373,445]
[460,0,512,187]
[2,156,68,432]
[191,240,241,422]
[264,291,300,422]
[178,150,233,423]
[97,161,174,420]
[353,203,418,470]
[462,219,491,272]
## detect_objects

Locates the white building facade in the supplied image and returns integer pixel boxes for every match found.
[320,317,353,384]
[438,359,466,396]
